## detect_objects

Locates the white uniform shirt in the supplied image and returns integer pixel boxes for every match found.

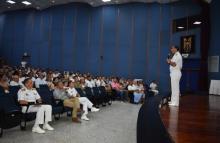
[85,80,93,88]
[170,51,183,73]
[18,87,41,103]
[10,81,20,86]
[150,83,157,90]
[35,78,47,88]
[100,80,106,87]
[19,77,26,87]
[96,80,101,87]
[91,80,96,87]
[128,85,138,91]
[21,61,27,68]
[67,87,78,97]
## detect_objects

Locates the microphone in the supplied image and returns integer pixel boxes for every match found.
[167,53,171,59]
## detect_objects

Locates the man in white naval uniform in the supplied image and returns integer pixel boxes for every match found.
[67,81,99,121]
[167,46,183,106]
[18,78,54,134]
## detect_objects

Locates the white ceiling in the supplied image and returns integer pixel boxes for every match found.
[0,0,179,13]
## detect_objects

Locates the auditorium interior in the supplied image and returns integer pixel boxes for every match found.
[0,0,220,143]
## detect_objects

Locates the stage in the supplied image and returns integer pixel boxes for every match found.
[160,95,220,143]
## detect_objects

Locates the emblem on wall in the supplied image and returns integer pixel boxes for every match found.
[180,35,195,58]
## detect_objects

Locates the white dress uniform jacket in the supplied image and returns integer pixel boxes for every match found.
[169,51,182,106]
[18,87,52,125]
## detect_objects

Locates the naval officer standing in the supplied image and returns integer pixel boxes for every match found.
[167,46,183,106]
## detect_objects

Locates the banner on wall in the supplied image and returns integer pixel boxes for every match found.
[180,35,195,58]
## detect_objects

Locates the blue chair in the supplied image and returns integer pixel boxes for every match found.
[84,87,98,107]
[99,86,112,105]
[37,85,64,120]
[75,88,87,97]
[0,93,22,137]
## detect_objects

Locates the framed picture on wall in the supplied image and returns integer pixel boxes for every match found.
[180,35,195,54]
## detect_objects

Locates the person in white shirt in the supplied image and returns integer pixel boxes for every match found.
[85,77,94,88]
[128,81,144,103]
[100,78,106,87]
[67,81,99,121]
[167,45,183,106]
[19,76,26,87]
[35,74,47,88]
[149,80,159,95]
[95,77,101,87]
[21,61,27,68]
[10,75,21,86]
[17,78,54,134]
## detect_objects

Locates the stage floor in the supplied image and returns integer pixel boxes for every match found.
[160,95,220,143]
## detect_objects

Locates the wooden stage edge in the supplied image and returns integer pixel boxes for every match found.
[159,94,220,143]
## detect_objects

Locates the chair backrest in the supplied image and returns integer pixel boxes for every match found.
[99,86,107,96]
[84,87,93,97]
[92,87,101,96]
[9,86,21,95]
[0,93,20,113]
[39,85,50,91]
[9,86,21,105]
[0,94,22,130]
[37,86,53,105]
[75,88,86,97]
[0,86,5,95]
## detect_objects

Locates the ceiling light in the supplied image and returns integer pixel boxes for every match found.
[51,0,55,3]
[177,26,184,29]
[6,0,16,4]
[22,1,31,5]
[193,21,202,25]
[102,0,111,2]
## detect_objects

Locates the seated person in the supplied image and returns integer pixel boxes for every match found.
[85,76,94,88]
[0,74,10,93]
[17,78,54,134]
[46,75,55,90]
[35,73,47,88]
[67,81,99,121]
[128,80,144,104]
[53,81,81,123]
[10,74,22,87]
[149,80,159,95]
[111,78,126,102]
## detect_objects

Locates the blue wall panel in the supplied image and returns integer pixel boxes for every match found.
[62,6,75,71]
[39,11,50,69]
[117,4,132,78]
[132,4,148,80]
[89,7,102,75]
[102,6,117,77]
[148,4,160,83]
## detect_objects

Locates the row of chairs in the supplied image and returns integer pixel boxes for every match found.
[0,85,113,137]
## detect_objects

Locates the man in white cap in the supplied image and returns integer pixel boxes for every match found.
[167,45,183,106]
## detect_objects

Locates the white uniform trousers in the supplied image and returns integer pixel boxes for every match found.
[170,71,181,106]
[79,97,93,115]
[22,105,52,125]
